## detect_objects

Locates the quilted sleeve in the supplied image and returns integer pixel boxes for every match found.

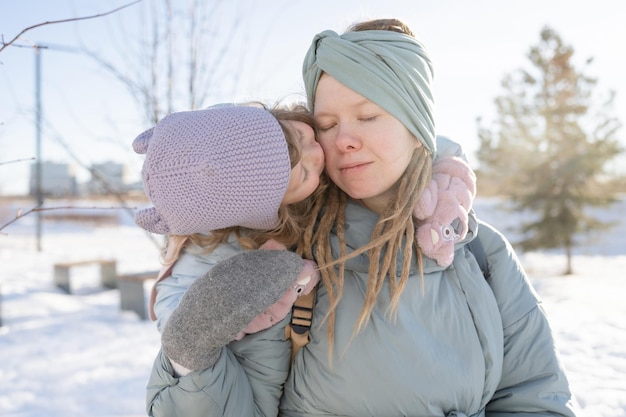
[478,221,578,417]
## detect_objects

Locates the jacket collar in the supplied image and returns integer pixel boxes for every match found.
[330,198,478,276]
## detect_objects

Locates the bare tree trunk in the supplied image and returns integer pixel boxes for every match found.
[565,243,573,275]
[165,0,174,115]
[149,0,160,125]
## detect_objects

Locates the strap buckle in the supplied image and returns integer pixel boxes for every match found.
[289,304,313,334]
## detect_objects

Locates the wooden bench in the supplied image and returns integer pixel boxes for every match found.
[117,270,159,320]
[54,259,118,293]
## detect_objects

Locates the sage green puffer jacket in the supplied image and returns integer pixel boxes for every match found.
[147,198,577,417]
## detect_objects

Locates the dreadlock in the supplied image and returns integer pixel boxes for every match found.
[300,147,433,359]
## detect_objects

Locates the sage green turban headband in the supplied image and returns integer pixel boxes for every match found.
[303,29,436,154]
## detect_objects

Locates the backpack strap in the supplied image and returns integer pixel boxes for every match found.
[286,287,316,363]
[466,237,491,280]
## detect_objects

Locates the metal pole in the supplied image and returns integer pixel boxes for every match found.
[35,46,43,252]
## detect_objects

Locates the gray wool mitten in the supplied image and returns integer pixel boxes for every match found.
[161,249,303,371]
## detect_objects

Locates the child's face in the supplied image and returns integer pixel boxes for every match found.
[282,120,324,204]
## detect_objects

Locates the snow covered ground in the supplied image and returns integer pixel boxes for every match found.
[0,198,625,417]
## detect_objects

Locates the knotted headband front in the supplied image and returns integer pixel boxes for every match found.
[303,29,436,155]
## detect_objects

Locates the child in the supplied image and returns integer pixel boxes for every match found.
[133,103,325,375]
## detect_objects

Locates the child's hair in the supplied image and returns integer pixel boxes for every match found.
[300,18,434,357]
[163,102,324,266]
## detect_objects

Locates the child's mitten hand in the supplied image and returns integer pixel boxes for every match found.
[161,249,303,371]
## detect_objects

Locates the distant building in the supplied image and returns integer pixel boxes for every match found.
[86,161,129,195]
[29,161,77,197]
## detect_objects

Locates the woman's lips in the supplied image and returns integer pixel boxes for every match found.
[339,161,372,175]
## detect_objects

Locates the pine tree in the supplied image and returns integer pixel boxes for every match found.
[476,26,624,274]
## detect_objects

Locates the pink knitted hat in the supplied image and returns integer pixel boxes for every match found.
[133,106,291,235]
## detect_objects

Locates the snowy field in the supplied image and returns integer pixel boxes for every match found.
[0,197,625,417]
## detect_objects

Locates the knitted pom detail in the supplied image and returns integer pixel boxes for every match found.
[132,128,154,154]
[134,207,170,234]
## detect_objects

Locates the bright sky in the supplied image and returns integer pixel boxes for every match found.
[1,0,625,195]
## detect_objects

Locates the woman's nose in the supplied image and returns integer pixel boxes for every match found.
[335,123,361,152]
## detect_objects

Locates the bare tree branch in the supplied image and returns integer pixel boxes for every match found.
[0,0,142,53]
[80,0,250,126]
[0,157,35,166]
[39,119,162,248]
[0,205,137,234]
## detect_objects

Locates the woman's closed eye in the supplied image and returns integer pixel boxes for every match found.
[359,115,378,123]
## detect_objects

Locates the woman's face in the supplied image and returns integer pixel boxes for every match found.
[313,74,421,213]
[281,120,325,205]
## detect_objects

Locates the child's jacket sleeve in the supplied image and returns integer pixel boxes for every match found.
[146,315,290,417]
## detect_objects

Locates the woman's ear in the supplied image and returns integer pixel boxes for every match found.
[414,137,423,149]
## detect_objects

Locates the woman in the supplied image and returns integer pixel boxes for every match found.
[147,19,578,417]
[281,19,577,417]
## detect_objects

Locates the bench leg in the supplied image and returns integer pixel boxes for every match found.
[100,261,118,289]
[119,280,147,320]
[54,266,71,293]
